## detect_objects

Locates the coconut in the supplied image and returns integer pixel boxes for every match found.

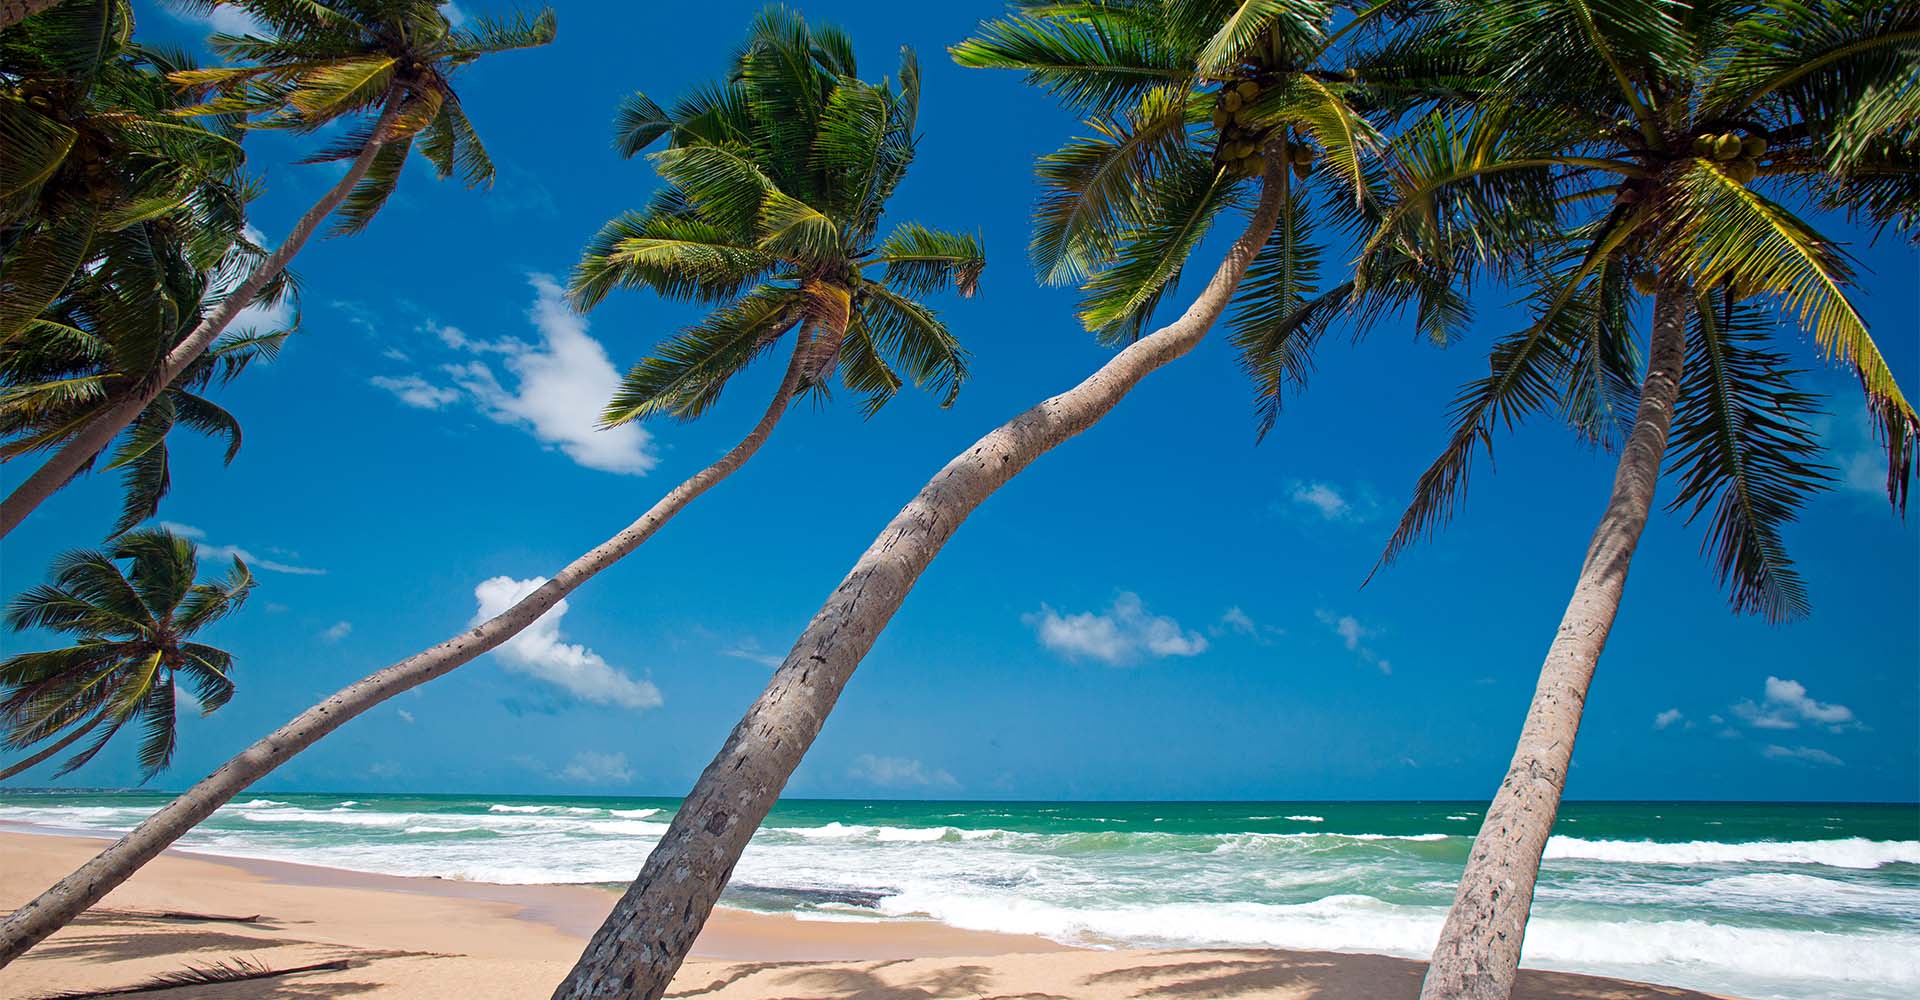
[1714,133,1743,160]
[1236,81,1260,101]
[1632,271,1659,295]
[1291,145,1314,165]
[1728,159,1757,184]
[1292,160,1313,181]
[1223,91,1243,112]
[1741,135,1768,158]
[1691,135,1714,157]
[1213,109,1231,130]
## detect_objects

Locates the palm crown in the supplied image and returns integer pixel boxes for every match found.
[1,1,265,345]
[1,227,291,536]
[953,0,1460,434]
[1364,0,1920,622]
[170,0,557,235]
[571,7,985,423]
[2,527,253,781]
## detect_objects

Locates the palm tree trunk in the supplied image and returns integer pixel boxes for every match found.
[1418,285,1690,1000]
[549,162,1293,1000]
[0,0,62,31]
[0,332,818,968]
[0,714,103,783]
[0,100,404,540]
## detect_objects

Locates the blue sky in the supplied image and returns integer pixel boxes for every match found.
[2,1,1915,803]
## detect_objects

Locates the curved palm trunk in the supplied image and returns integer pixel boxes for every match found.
[0,102,403,540]
[550,164,1292,1000]
[1418,286,1690,1000]
[0,334,818,967]
[0,0,62,31]
[0,714,103,783]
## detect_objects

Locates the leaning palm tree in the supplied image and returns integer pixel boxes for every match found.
[1349,3,1919,998]
[0,8,985,967]
[0,0,555,538]
[551,3,1432,995]
[4,197,294,537]
[0,527,253,784]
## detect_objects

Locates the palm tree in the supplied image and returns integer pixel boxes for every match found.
[0,527,253,784]
[2,2,263,351]
[571,7,978,430]
[0,8,985,967]
[4,188,294,536]
[0,0,556,538]
[551,3,1427,996]
[1348,3,1919,997]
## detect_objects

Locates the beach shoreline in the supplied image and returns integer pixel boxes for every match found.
[0,826,1744,999]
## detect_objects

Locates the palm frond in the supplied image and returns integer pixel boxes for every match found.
[1665,293,1831,624]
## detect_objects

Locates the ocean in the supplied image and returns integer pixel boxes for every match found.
[2,793,1914,999]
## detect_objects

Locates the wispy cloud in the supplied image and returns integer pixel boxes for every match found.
[558,750,634,784]
[849,753,956,789]
[319,621,352,644]
[1762,744,1844,766]
[1025,592,1207,666]
[1283,480,1377,522]
[229,226,295,332]
[1211,606,1282,644]
[1653,708,1685,730]
[369,276,658,475]
[396,709,415,724]
[721,640,784,668]
[369,374,461,410]
[158,522,326,576]
[1732,677,1859,733]
[1315,609,1392,675]
[166,4,264,37]
[472,576,662,710]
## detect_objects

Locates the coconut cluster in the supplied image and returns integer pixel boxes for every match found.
[1210,79,1315,180]
[1691,131,1767,184]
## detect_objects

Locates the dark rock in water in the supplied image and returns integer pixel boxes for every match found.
[721,883,889,910]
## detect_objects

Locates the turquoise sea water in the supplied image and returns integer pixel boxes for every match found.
[3,793,1915,999]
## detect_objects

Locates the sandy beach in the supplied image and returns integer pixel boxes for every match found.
[0,828,1740,1000]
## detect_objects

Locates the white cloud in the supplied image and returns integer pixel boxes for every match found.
[397,709,415,724]
[1290,481,1352,520]
[174,683,202,716]
[721,642,783,668]
[1762,744,1844,766]
[1283,480,1377,523]
[228,225,295,332]
[442,3,470,28]
[431,321,524,355]
[160,521,325,575]
[559,750,634,784]
[373,277,658,475]
[319,621,352,644]
[849,754,956,789]
[471,576,662,710]
[1654,708,1684,730]
[1315,609,1392,675]
[1732,677,1858,732]
[1830,403,1896,501]
[370,374,461,410]
[169,5,264,37]
[1219,607,1256,635]
[1024,592,1207,666]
